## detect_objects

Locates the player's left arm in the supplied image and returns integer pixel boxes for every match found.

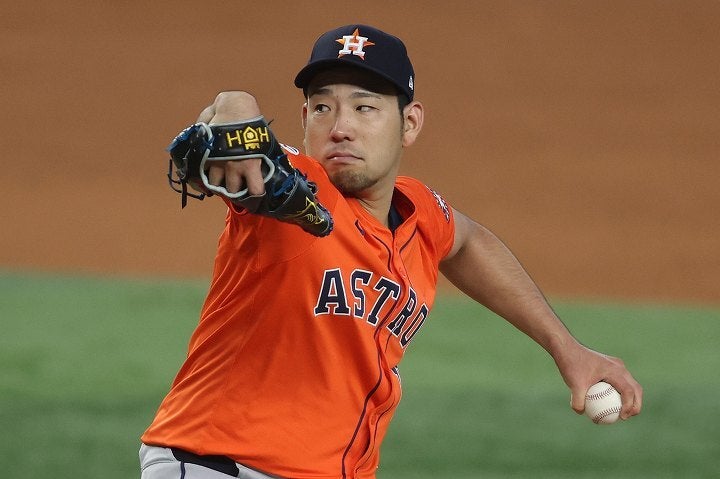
[440,208,643,419]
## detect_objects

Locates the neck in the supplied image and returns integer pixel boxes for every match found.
[352,177,397,227]
[356,196,392,227]
[343,166,401,227]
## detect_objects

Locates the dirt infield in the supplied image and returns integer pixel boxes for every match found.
[2,1,718,304]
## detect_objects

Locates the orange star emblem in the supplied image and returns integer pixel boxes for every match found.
[336,28,375,60]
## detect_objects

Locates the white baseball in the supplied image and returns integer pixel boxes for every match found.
[584,381,622,424]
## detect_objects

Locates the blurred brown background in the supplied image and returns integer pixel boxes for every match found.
[1,0,718,304]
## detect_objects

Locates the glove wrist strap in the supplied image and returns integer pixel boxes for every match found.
[206,117,280,161]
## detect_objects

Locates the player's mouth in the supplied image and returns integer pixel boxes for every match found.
[325,151,362,164]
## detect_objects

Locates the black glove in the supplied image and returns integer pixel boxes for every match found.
[167,117,333,237]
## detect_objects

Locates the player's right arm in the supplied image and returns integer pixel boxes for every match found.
[440,208,643,420]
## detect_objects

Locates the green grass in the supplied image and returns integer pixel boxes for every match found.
[1,271,719,478]
[0,272,201,477]
[382,297,720,478]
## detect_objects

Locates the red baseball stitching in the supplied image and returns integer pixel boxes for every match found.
[592,406,621,423]
[586,385,617,401]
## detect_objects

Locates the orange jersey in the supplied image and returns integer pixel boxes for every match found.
[142,150,455,478]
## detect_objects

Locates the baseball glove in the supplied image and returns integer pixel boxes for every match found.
[166,116,333,237]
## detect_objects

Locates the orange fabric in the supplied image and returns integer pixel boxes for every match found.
[142,151,455,478]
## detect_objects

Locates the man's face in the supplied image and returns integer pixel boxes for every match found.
[302,70,407,198]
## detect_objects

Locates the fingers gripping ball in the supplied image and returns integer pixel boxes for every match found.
[584,381,622,425]
[167,117,333,237]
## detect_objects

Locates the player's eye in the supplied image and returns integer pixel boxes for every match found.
[313,104,330,113]
[356,105,376,113]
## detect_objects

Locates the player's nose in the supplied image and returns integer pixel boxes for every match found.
[329,109,355,142]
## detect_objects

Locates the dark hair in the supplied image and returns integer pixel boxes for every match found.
[396,93,410,115]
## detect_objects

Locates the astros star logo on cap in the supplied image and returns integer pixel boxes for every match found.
[336,28,375,60]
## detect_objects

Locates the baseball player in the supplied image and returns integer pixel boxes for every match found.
[141,24,642,479]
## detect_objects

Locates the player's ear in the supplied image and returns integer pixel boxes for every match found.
[301,102,308,129]
[402,101,423,147]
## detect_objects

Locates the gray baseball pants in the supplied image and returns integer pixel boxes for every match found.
[140,444,282,479]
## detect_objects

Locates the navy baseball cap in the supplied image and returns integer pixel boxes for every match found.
[294,24,415,101]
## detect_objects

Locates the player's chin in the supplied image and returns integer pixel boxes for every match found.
[329,170,376,196]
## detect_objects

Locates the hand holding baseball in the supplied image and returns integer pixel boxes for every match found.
[552,341,643,421]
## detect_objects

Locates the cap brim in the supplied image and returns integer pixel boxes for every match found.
[294,59,407,98]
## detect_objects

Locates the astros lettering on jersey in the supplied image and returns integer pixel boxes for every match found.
[142,149,455,478]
